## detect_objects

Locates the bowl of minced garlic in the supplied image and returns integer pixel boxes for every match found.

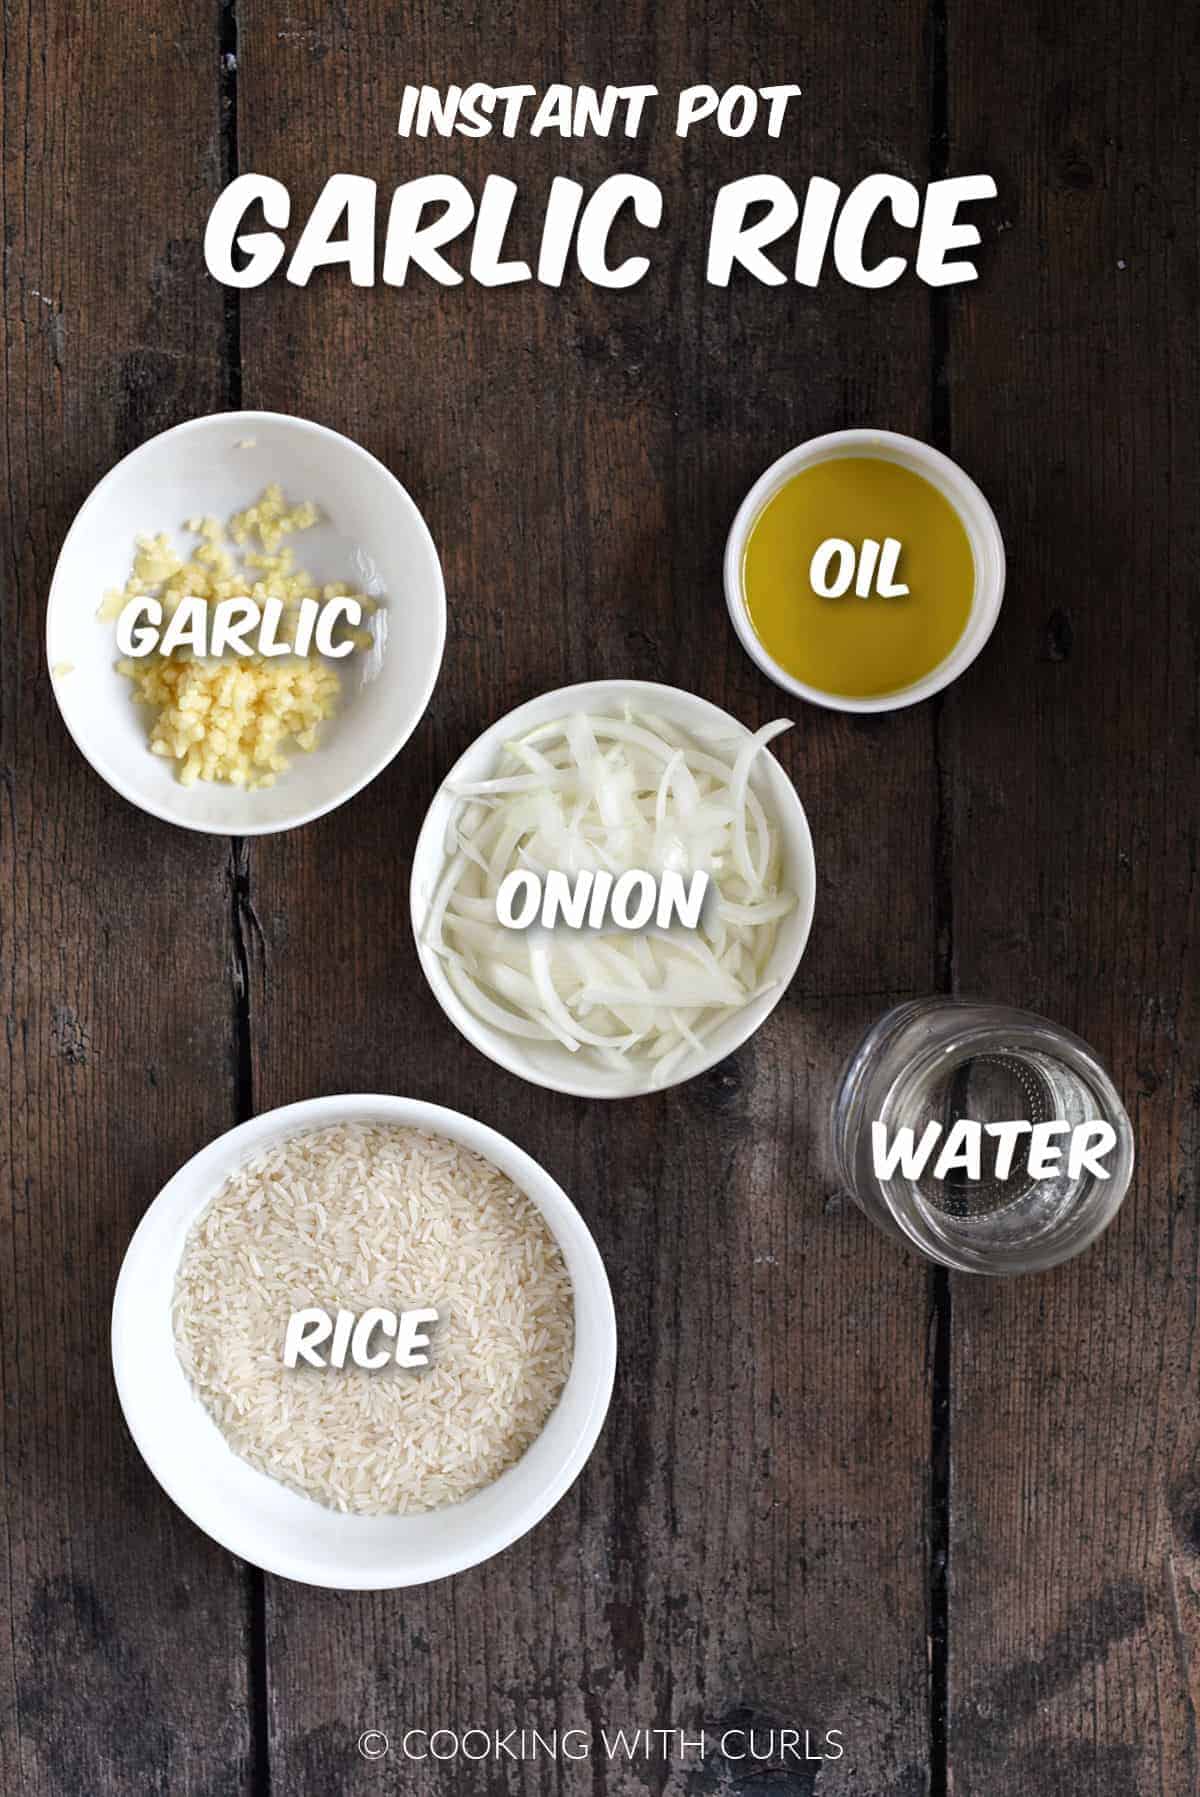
[46,412,446,834]
[102,486,375,790]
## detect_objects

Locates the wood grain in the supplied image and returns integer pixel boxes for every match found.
[943,2,1200,1792]
[0,5,253,1793]
[234,1,939,1791]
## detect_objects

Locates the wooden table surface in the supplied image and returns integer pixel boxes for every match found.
[2,2,1197,1793]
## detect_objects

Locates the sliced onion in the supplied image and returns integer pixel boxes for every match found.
[423,705,798,1080]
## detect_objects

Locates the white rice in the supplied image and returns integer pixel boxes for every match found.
[172,1122,574,1515]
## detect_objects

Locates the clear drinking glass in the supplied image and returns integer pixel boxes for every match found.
[831,998,1135,1274]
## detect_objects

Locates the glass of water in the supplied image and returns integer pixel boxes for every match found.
[831,998,1135,1273]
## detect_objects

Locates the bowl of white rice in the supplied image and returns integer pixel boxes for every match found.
[111,1094,616,1589]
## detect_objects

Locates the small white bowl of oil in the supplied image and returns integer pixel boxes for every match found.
[724,428,1005,713]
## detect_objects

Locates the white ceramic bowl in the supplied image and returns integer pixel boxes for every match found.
[47,411,446,834]
[410,679,817,1099]
[724,428,1005,713]
[111,1094,616,1589]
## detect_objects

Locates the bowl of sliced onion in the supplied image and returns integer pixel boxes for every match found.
[411,680,816,1098]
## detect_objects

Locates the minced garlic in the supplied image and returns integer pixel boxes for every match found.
[102,485,379,789]
[120,654,341,787]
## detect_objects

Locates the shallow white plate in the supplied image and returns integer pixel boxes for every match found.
[111,1095,616,1589]
[47,411,446,833]
[410,679,817,1098]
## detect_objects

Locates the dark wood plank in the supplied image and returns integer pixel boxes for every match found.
[235,2,941,1790]
[0,7,254,1793]
[944,4,1200,1793]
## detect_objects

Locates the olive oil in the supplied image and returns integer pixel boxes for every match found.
[741,455,975,698]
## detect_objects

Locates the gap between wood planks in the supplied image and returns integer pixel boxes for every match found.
[927,0,953,1789]
[218,1,272,1790]
[211,0,957,1788]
